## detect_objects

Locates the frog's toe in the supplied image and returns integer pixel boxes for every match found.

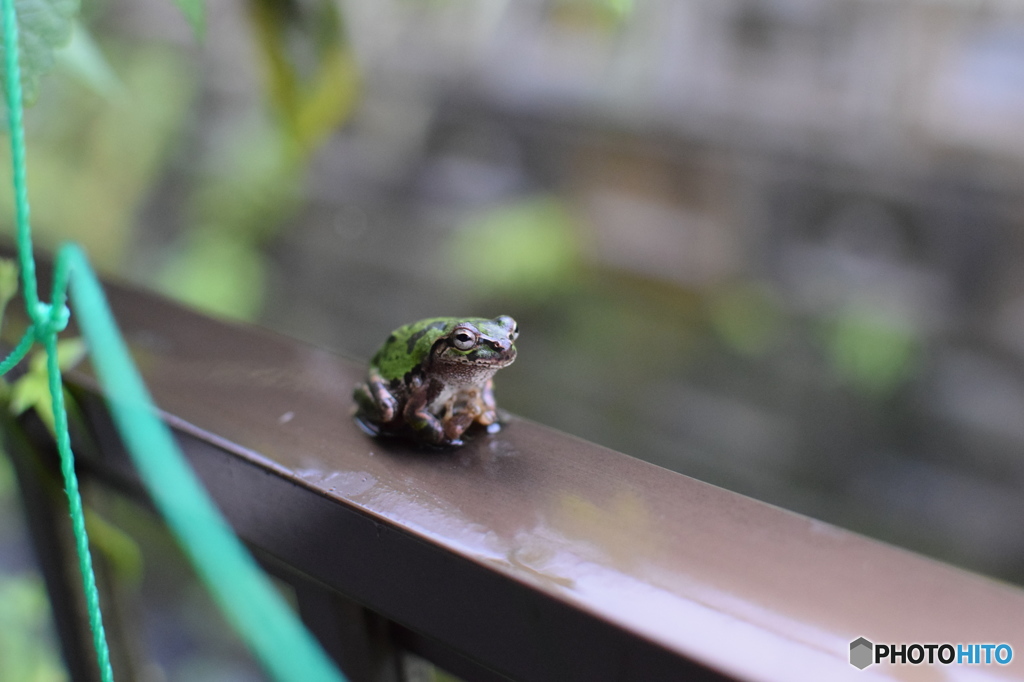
[374,392,398,422]
[416,436,463,450]
[353,414,382,437]
[353,383,376,413]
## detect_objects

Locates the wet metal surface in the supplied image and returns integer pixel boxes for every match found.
[64,280,1024,682]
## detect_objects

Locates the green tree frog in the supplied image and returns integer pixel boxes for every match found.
[353,316,518,446]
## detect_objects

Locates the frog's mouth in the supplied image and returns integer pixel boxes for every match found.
[466,346,516,366]
[439,345,517,368]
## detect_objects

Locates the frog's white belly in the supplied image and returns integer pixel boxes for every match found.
[429,384,459,414]
[427,369,497,414]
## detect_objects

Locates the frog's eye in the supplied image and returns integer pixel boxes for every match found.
[509,323,519,342]
[452,329,478,351]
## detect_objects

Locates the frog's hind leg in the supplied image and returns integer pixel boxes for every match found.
[355,368,398,420]
[352,382,384,435]
[371,368,401,421]
[353,367,400,436]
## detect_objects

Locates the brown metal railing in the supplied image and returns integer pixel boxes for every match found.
[8,272,1024,682]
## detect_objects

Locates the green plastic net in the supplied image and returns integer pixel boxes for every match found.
[0,2,347,680]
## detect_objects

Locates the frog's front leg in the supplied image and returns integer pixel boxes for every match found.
[402,375,447,445]
[476,378,500,426]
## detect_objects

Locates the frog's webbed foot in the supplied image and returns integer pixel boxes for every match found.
[352,407,382,437]
[442,411,475,444]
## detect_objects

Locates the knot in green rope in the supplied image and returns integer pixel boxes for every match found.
[33,301,70,338]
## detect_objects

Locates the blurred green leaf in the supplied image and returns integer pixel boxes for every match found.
[9,337,85,431]
[0,258,18,336]
[54,336,85,368]
[0,0,79,105]
[158,95,296,321]
[188,126,301,244]
[249,0,359,156]
[553,0,633,30]
[0,43,196,269]
[156,233,267,321]
[0,258,17,304]
[9,369,46,418]
[170,0,205,40]
[84,508,143,584]
[826,309,918,396]
[601,0,634,21]
[449,197,581,301]
[433,669,463,682]
[0,576,67,682]
[55,21,121,98]
[0,445,12,499]
[709,284,782,356]
[153,0,356,322]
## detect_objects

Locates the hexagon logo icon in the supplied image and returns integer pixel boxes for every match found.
[850,637,874,669]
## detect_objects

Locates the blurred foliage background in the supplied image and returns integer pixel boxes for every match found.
[5,0,1024,679]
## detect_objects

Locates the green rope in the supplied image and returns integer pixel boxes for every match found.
[0,325,32,373]
[1,2,347,680]
[57,245,347,682]
[2,2,113,680]
[43,328,114,681]
[1,0,37,314]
